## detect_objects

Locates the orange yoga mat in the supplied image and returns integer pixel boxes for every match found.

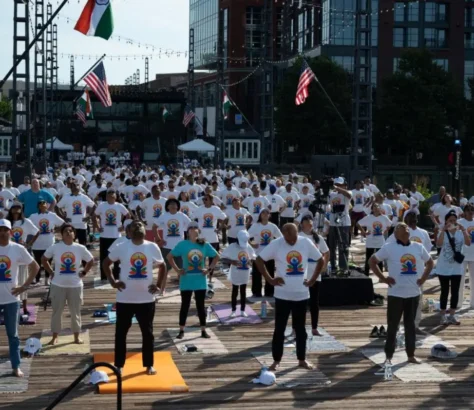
[93,352,189,394]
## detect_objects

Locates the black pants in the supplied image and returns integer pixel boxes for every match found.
[309,282,321,330]
[280,217,294,228]
[365,247,381,276]
[273,298,308,362]
[228,237,237,245]
[251,259,275,297]
[33,249,48,282]
[221,226,227,245]
[179,290,206,327]
[385,295,419,359]
[438,275,462,310]
[114,301,155,368]
[328,226,350,270]
[231,284,247,311]
[100,237,120,280]
[76,229,87,246]
[270,212,280,227]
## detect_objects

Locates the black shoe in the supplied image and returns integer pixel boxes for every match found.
[379,325,387,338]
[370,326,379,338]
[201,330,211,339]
[176,330,184,340]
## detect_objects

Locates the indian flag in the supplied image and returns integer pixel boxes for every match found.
[223,90,231,120]
[162,107,170,123]
[74,0,114,41]
[76,90,93,126]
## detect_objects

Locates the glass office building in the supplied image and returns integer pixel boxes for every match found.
[190,0,219,69]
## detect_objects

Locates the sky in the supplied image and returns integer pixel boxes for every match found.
[0,0,189,87]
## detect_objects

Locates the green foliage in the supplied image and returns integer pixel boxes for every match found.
[274,56,352,158]
[0,99,12,121]
[374,49,465,157]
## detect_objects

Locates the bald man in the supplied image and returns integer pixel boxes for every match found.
[369,223,434,365]
[256,224,324,371]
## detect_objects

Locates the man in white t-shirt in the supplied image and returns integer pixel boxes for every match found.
[103,221,166,375]
[255,223,324,371]
[0,219,39,377]
[369,223,433,365]
[137,185,167,241]
[351,180,370,238]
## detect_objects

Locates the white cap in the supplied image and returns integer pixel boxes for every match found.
[237,230,250,247]
[252,369,276,386]
[90,370,110,385]
[0,219,12,230]
[334,177,345,185]
[23,337,42,355]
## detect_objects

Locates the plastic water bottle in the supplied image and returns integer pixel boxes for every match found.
[261,300,267,318]
[206,306,212,321]
[384,362,393,381]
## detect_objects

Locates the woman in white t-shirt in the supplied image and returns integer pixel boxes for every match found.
[247,209,282,297]
[224,197,251,244]
[457,204,474,309]
[29,200,65,285]
[358,203,392,276]
[178,191,199,219]
[221,230,257,317]
[42,224,94,345]
[436,210,471,325]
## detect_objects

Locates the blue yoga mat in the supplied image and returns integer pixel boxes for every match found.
[107,311,138,324]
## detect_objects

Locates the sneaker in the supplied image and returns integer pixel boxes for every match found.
[379,325,387,338]
[176,330,185,340]
[447,315,460,325]
[201,330,211,339]
[240,311,248,317]
[369,326,379,338]
[229,311,236,318]
[440,315,448,325]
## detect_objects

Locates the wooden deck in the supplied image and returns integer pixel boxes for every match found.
[1,244,474,410]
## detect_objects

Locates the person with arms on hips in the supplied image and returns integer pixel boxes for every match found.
[255,224,324,371]
[369,223,434,365]
[41,224,94,345]
[221,230,257,317]
[124,177,150,218]
[103,221,166,375]
[351,180,371,238]
[18,178,56,218]
[177,191,199,219]
[243,184,270,220]
[266,184,286,227]
[328,177,352,272]
[224,197,252,244]
[167,223,220,340]
[457,204,474,309]
[279,182,300,226]
[0,219,39,377]
[137,185,167,241]
[358,203,392,276]
[435,210,470,325]
[94,189,130,281]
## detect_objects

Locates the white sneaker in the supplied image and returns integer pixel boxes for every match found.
[440,314,448,325]
[240,310,248,317]
[447,315,460,325]
[229,311,236,318]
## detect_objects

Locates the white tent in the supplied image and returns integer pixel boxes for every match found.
[36,138,74,151]
[178,139,215,152]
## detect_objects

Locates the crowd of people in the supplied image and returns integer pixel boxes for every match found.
[0,163,472,378]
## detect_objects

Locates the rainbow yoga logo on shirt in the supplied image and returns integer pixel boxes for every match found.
[203,213,214,228]
[0,256,12,282]
[410,236,422,244]
[39,218,51,234]
[132,190,141,201]
[237,251,249,270]
[72,200,83,215]
[187,249,203,274]
[355,194,363,205]
[226,194,233,206]
[260,229,272,246]
[400,254,417,275]
[286,251,304,276]
[253,201,262,214]
[60,252,76,275]
[303,198,310,208]
[167,219,180,237]
[181,206,190,216]
[235,213,244,226]
[152,203,162,218]
[468,226,474,243]
[286,197,293,208]
[11,227,24,244]
[372,221,383,236]
[189,189,197,200]
[105,209,117,226]
[129,252,148,279]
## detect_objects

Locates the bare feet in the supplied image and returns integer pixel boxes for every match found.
[47,338,58,346]
[12,368,24,378]
[298,360,314,370]
[312,329,322,336]
[408,356,422,364]
[74,338,84,345]
[146,366,157,375]
[268,361,280,371]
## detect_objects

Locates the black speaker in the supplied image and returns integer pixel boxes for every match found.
[10,167,29,187]
[33,162,46,174]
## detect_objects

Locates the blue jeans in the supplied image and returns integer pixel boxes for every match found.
[0,302,21,369]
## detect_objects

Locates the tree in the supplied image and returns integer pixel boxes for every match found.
[274,56,352,160]
[0,99,12,121]
[374,49,465,158]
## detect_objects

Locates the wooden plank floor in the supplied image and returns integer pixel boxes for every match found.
[1,244,474,409]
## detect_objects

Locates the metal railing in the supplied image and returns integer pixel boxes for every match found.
[45,362,122,410]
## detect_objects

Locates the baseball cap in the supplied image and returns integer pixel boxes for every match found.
[0,219,12,230]
[188,222,200,230]
[334,177,345,185]
[90,370,110,385]
[251,368,276,386]
[23,337,42,355]
[237,230,250,247]
[430,344,458,360]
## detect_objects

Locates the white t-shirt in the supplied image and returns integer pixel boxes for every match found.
[179,201,199,219]
[374,242,431,298]
[180,184,203,202]
[329,192,352,226]
[72,174,85,186]
[221,243,257,286]
[11,219,39,245]
[266,194,285,213]
[125,185,150,210]
[29,212,65,250]
[0,243,34,305]
[6,187,21,197]
[161,189,180,201]
[436,230,466,276]
[108,241,164,304]
[358,214,392,249]
[432,204,462,228]
[298,232,328,282]
[193,206,226,243]
[18,184,31,194]
[57,194,95,229]
[352,189,370,213]
[458,218,474,261]
[248,222,282,255]
[95,202,129,239]
[43,242,93,288]
[299,194,315,211]
[0,189,16,210]
[243,196,270,217]
[384,199,404,224]
[259,237,322,301]
[155,211,192,250]
[87,185,107,201]
[387,227,432,253]
[139,197,167,228]
[218,188,242,208]
[280,191,301,218]
[225,207,251,238]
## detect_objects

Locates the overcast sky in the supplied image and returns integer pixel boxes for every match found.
[0,0,189,87]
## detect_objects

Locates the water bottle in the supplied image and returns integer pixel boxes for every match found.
[206,306,212,321]
[384,362,393,381]
[261,300,267,318]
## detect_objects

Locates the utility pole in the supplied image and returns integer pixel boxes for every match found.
[188,28,195,142]
[145,57,149,90]
[215,8,225,168]
[70,55,75,91]
[34,0,46,167]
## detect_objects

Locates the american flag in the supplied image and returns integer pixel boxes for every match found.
[84,62,112,107]
[295,59,316,106]
[183,105,195,127]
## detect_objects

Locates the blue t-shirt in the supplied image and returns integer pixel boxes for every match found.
[171,240,218,291]
[18,189,55,217]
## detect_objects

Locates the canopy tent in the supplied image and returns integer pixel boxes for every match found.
[36,138,74,151]
[177,139,215,152]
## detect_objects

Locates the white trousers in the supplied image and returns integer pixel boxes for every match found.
[459,261,474,309]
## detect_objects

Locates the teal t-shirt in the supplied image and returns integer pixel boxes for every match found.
[171,240,218,291]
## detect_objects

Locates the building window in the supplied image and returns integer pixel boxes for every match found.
[464,61,474,98]
[424,28,447,48]
[408,2,419,21]
[393,58,400,72]
[322,0,356,46]
[407,28,418,47]
[394,28,419,49]
[331,56,354,72]
[394,2,405,21]
[372,0,378,46]
[224,140,260,162]
[434,59,449,71]
[466,32,474,49]
[425,2,447,22]
[393,27,404,47]
[394,2,419,22]
[371,57,377,86]
[245,6,262,67]
[465,7,474,27]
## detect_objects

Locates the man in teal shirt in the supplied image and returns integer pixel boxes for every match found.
[18,179,56,217]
